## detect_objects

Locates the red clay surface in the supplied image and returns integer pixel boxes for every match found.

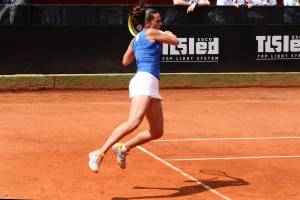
[0,87,300,200]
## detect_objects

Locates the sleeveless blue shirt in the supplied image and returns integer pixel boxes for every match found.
[132,31,162,80]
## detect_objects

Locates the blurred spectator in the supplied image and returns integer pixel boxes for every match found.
[0,0,11,3]
[246,0,276,7]
[11,0,28,4]
[0,0,28,4]
[284,0,299,5]
[217,0,246,7]
[0,0,28,24]
[173,0,210,13]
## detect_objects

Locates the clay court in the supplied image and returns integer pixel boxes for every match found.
[0,87,300,200]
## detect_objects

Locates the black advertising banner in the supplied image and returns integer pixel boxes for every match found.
[0,5,299,74]
[0,26,134,74]
[161,25,300,73]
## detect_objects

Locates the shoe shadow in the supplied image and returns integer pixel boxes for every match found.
[111,169,249,200]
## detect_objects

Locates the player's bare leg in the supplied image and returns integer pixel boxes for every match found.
[112,98,163,169]
[125,98,163,149]
[88,96,151,172]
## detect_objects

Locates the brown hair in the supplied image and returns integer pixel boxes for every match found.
[129,0,159,30]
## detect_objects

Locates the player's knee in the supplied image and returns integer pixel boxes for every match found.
[151,128,164,140]
[127,117,142,131]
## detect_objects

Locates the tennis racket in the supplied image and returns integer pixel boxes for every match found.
[128,15,142,37]
[127,0,149,36]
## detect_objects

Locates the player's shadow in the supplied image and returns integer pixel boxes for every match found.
[111,169,249,200]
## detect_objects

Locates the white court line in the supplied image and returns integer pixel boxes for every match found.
[137,146,232,200]
[154,136,300,142]
[167,155,300,161]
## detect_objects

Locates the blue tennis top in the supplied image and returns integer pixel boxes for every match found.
[132,30,162,80]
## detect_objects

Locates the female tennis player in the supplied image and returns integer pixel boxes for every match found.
[88,0,179,173]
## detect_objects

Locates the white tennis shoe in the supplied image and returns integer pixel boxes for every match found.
[88,150,104,173]
[112,143,128,169]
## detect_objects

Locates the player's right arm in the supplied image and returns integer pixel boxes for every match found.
[147,29,180,46]
[122,40,135,66]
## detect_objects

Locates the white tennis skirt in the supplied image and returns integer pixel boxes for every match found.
[129,71,162,100]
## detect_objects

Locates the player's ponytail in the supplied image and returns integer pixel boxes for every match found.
[129,0,159,30]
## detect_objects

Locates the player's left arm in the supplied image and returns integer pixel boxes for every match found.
[122,40,135,66]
